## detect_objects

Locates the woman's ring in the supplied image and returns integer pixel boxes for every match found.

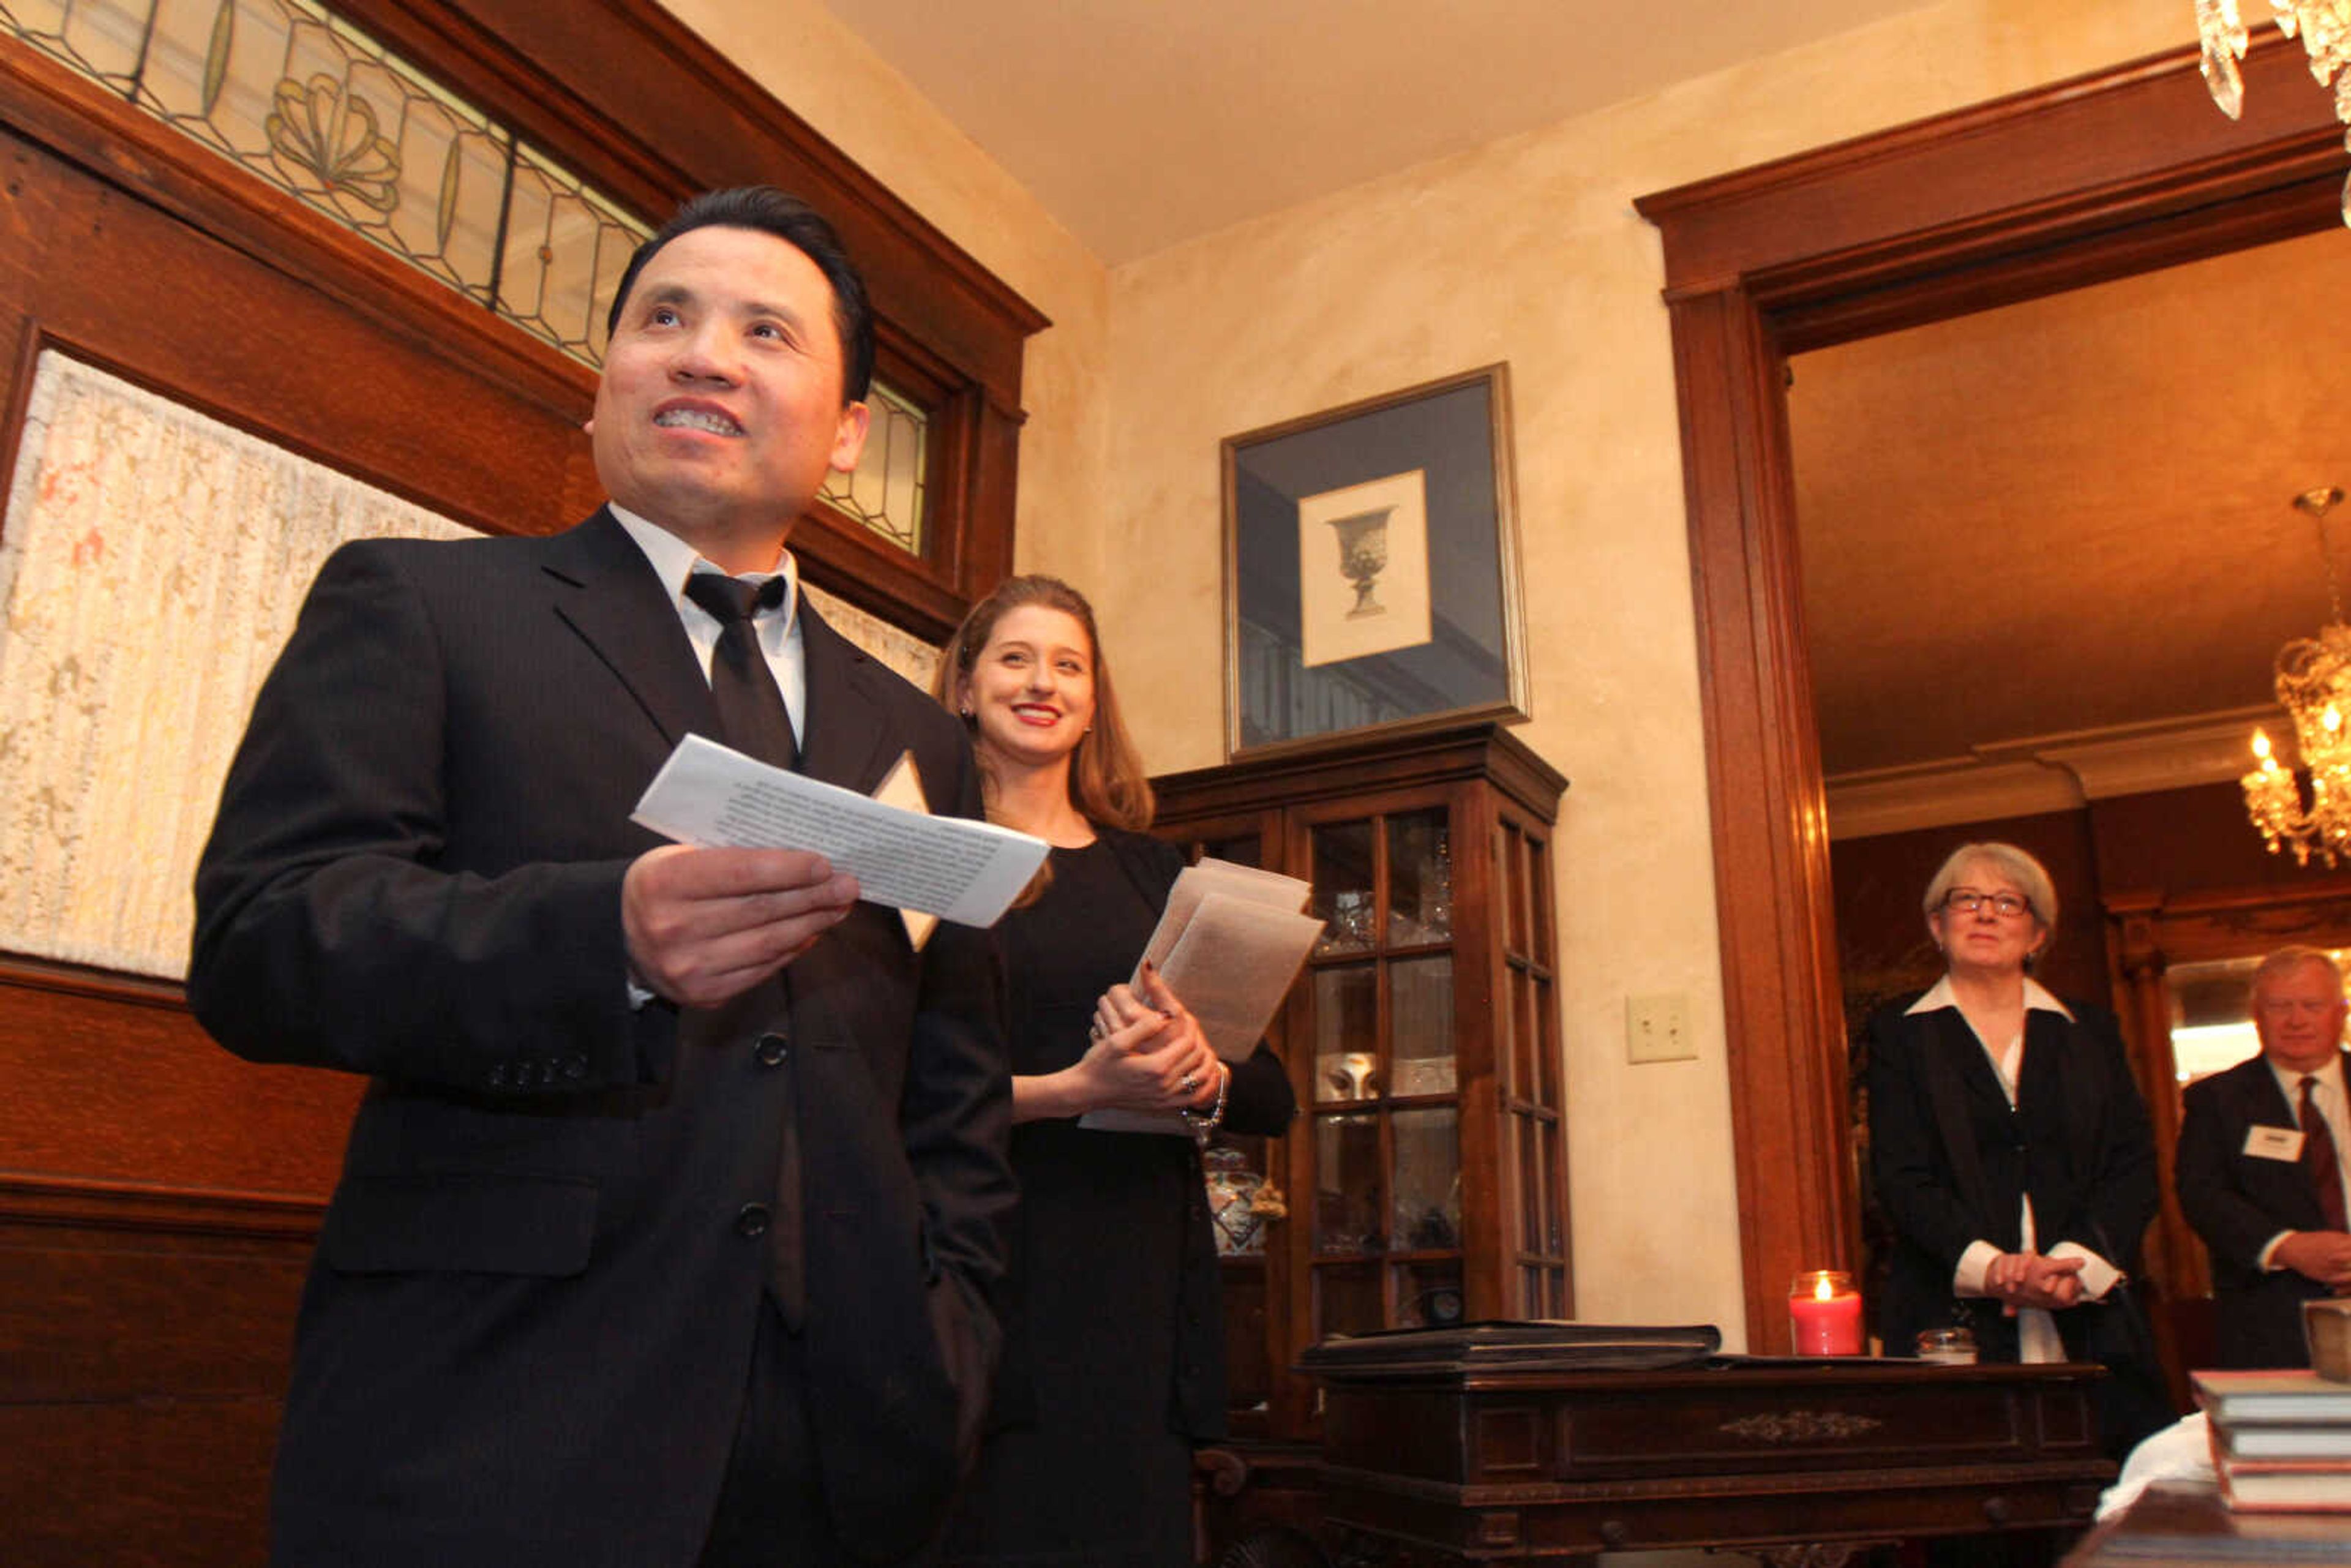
[1180,1073,1199,1093]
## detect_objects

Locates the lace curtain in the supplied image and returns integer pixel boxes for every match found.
[0,350,939,981]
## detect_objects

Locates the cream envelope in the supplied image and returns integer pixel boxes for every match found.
[872,750,939,952]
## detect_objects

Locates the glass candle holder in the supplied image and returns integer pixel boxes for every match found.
[1788,1269,1864,1355]
[1915,1326,1978,1365]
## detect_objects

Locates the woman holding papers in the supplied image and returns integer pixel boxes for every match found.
[932,576,1295,1568]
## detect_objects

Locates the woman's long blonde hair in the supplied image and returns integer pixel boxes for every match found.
[932,574,1155,831]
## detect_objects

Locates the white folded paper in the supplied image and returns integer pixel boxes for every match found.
[1081,858,1322,1136]
[631,734,1048,928]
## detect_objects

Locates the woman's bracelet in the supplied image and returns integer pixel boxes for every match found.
[1184,1060,1231,1142]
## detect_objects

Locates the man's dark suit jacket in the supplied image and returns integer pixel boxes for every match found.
[1862,991,2165,1460]
[188,510,1013,1568]
[2176,1049,2348,1368]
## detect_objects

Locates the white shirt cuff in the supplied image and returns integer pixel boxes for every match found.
[2047,1239,2120,1301]
[1954,1239,2003,1297]
[2258,1230,2295,1271]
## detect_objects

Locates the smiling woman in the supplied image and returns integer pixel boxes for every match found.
[929,574,1296,1567]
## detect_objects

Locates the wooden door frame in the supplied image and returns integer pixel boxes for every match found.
[1635,36,2349,1351]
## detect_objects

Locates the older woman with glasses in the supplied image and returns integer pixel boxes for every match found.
[1862,841,2170,1460]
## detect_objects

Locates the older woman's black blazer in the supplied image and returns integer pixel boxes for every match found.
[1862,992,2159,1365]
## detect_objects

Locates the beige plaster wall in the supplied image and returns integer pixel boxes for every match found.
[1085,0,2188,1346]
[653,0,1117,595]
[667,0,2192,1347]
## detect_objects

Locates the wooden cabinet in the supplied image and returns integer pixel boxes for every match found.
[1152,721,1570,1444]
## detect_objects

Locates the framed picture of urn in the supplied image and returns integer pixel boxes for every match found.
[1220,364,1528,758]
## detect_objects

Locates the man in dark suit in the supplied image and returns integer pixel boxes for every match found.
[2177,945,2351,1368]
[189,188,1013,1567]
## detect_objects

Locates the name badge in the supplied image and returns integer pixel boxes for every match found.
[2245,1124,2306,1162]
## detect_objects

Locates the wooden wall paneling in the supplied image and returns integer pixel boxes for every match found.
[0,969,358,1196]
[0,43,597,499]
[2102,892,2207,1319]
[0,2,1048,1559]
[0,1185,319,1568]
[1637,35,2350,1351]
[4,0,1047,631]
[0,88,592,539]
[328,0,1048,625]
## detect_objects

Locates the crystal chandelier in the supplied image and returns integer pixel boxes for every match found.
[2245,486,2351,865]
[2196,0,2351,225]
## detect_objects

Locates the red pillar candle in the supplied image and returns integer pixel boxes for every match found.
[1788,1269,1864,1355]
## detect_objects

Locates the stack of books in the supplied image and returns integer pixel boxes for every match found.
[2192,1368,2351,1512]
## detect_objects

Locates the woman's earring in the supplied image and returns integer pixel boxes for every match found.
[959,704,972,718]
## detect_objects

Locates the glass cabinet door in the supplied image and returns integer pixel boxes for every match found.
[1150,722,1569,1443]
[1497,816,1567,1316]
[1304,806,1464,1338]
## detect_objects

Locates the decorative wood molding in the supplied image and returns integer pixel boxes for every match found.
[2,0,1046,639]
[0,1173,323,1241]
[1637,34,2348,1351]
[0,954,188,1011]
[1826,707,2275,841]
[1717,1410,1885,1443]
[329,0,1044,639]
[1828,759,2083,842]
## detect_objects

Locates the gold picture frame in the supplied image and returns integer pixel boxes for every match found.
[1221,364,1529,759]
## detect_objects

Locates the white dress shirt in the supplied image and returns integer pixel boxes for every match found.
[610,503,806,734]
[609,505,806,1011]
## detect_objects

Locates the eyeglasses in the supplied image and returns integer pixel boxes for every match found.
[1942,889,2032,919]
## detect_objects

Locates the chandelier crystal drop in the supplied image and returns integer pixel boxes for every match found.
[2197,0,2351,225]
[2244,486,2351,865]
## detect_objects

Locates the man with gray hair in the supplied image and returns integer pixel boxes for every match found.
[2176,945,2351,1367]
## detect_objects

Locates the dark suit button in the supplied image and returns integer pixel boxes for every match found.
[754,1033,789,1067]
[561,1055,587,1080]
[735,1203,771,1238]
[487,1062,509,1088]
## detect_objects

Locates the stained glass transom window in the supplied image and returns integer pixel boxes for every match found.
[820,378,926,553]
[4,0,930,555]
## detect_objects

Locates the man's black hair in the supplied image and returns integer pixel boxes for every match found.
[604,187,874,404]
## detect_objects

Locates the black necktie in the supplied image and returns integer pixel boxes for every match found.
[2302,1075,2348,1233]
[683,572,798,770]
[681,569,807,1327]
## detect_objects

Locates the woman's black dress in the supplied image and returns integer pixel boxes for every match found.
[940,830,1293,1567]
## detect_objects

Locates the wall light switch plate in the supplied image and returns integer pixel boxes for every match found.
[1626,992,1695,1063]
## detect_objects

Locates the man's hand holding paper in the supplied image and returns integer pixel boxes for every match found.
[621,843,858,1009]
[631,733,1048,928]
